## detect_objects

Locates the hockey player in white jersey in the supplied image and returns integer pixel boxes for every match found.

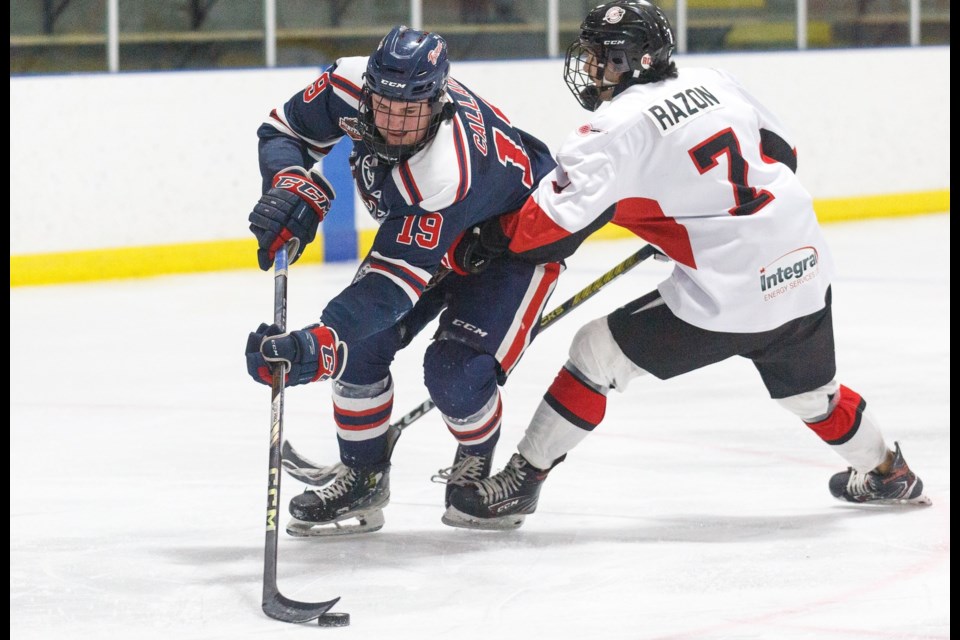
[443,0,930,530]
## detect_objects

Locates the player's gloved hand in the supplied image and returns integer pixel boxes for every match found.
[441,218,511,275]
[249,166,336,271]
[245,322,347,387]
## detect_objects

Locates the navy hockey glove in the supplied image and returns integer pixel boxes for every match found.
[442,218,511,275]
[249,166,336,271]
[245,322,347,387]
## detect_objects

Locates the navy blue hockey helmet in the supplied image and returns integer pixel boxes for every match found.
[358,26,452,164]
[564,1,677,111]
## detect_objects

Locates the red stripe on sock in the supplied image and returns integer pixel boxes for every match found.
[548,368,606,427]
[447,396,502,443]
[804,384,864,442]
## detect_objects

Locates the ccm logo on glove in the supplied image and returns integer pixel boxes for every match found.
[248,166,336,270]
[245,322,347,387]
[273,170,332,218]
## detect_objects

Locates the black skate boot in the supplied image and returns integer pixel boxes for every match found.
[431,444,496,508]
[286,461,390,536]
[829,442,931,506]
[442,452,562,530]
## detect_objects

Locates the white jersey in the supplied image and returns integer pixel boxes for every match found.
[507,67,834,334]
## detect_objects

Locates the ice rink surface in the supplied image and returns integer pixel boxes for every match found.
[11,213,949,639]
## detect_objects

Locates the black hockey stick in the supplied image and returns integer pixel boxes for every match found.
[261,240,344,625]
[281,243,664,486]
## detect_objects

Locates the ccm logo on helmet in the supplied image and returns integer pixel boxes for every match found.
[603,39,626,45]
[381,79,407,88]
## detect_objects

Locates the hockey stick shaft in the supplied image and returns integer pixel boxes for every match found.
[281,244,663,482]
[382,243,662,454]
[262,240,341,623]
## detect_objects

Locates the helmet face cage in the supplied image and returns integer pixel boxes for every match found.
[358,89,445,164]
[564,40,605,111]
[563,1,675,111]
[358,26,450,164]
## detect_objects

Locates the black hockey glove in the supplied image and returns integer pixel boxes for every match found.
[249,166,336,271]
[442,218,511,275]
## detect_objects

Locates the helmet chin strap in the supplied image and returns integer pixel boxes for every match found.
[598,67,622,99]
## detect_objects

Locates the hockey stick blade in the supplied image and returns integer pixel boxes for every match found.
[263,590,340,624]
[280,244,664,485]
[282,420,405,487]
[281,426,402,487]
[281,440,341,486]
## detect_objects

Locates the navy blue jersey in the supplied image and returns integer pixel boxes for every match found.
[257,56,556,343]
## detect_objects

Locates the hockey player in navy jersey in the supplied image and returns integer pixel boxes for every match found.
[442,0,930,530]
[244,26,561,535]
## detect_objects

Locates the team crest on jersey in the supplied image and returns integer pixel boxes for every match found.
[360,155,378,190]
[338,117,362,141]
[358,189,385,221]
[759,246,820,301]
[603,7,626,23]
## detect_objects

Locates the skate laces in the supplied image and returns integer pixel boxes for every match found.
[845,467,872,497]
[474,455,527,504]
[431,454,486,486]
[313,463,356,503]
[846,462,913,500]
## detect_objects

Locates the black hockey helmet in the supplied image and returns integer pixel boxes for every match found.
[564,1,677,111]
[358,26,452,164]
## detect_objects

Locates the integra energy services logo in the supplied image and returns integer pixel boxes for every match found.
[759,246,820,301]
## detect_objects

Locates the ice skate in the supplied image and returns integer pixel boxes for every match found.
[431,444,496,508]
[829,442,931,506]
[286,461,390,536]
[442,453,553,530]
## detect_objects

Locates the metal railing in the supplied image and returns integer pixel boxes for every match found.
[10,0,951,74]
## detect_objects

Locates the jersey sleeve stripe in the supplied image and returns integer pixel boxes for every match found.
[330,73,362,103]
[506,198,578,254]
[265,108,298,138]
[266,108,339,156]
[451,116,471,201]
[367,251,431,305]
[366,266,423,305]
[612,198,697,268]
[398,162,422,204]
[495,261,563,373]
[477,94,511,125]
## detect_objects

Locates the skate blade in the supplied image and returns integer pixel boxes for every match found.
[837,493,933,507]
[441,506,525,531]
[885,493,933,507]
[286,509,386,537]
